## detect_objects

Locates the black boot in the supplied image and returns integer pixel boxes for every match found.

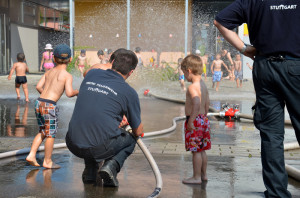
[82,163,99,184]
[99,159,120,187]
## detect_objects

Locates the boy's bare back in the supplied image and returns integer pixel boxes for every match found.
[14,62,29,76]
[38,65,78,102]
[8,62,29,80]
[185,80,209,116]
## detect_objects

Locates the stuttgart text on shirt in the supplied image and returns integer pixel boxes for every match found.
[270,4,297,10]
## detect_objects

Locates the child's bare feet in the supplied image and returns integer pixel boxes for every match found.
[182,177,202,184]
[201,174,208,181]
[43,161,61,169]
[26,156,40,167]
[216,88,219,92]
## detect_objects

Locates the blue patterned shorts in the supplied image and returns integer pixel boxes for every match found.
[213,71,222,82]
[35,98,59,138]
[179,75,185,81]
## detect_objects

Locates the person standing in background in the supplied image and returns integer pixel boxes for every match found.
[40,44,54,72]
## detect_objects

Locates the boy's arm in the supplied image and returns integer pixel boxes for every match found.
[246,63,253,70]
[222,61,229,71]
[8,63,16,80]
[75,58,79,68]
[26,64,29,73]
[85,58,88,66]
[238,61,242,72]
[227,52,234,66]
[210,61,215,74]
[65,74,79,97]
[36,74,46,94]
[187,86,201,131]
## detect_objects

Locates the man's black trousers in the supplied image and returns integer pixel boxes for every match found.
[253,55,300,198]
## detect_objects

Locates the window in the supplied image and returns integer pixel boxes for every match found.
[39,6,46,27]
[45,8,55,29]
[23,2,37,26]
[0,0,8,8]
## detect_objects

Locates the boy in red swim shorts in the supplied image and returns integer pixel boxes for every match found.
[181,54,211,184]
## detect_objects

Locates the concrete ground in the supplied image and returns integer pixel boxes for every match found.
[0,74,299,197]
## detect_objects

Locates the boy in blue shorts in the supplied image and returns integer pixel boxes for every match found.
[26,44,78,169]
[210,53,229,91]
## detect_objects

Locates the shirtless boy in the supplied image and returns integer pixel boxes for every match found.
[181,54,211,184]
[201,54,209,81]
[76,49,88,77]
[83,48,127,77]
[97,49,106,64]
[26,44,79,169]
[234,54,243,88]
[8,53,29,102]
[210,54,229,91]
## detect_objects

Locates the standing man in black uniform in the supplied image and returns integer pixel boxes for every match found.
[214,1,300,197]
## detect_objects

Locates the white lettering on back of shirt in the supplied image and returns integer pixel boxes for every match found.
[270,4,297,10]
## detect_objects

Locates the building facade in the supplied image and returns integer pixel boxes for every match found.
[0,0,69,74]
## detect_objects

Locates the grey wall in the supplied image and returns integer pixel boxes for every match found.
[11,24,39,72]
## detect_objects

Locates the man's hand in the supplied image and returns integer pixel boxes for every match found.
[119,115,128,128]
[243,45,257,60]
[8,76,11,80]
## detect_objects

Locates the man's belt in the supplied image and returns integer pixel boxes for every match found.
[257,52,300,61]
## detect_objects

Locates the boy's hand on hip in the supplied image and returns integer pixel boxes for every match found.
[187,121,195,131]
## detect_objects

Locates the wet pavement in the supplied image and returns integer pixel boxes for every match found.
[0,74,299,197]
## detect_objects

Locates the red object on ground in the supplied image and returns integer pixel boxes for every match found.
[144,89,150,96]
[225,107,235,117]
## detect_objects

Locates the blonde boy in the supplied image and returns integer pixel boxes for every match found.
[181,55,211,184]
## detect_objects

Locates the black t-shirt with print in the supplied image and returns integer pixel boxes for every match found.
[67,69,141,148]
